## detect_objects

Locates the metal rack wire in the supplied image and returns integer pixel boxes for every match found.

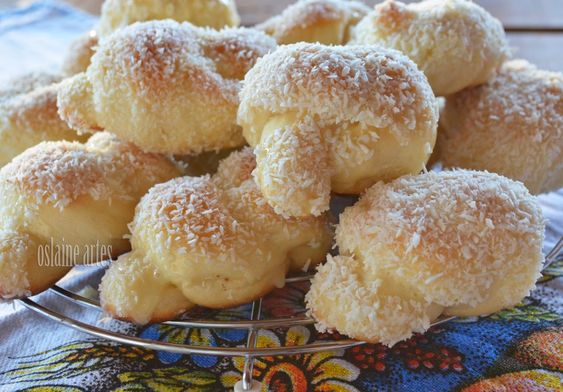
[17,237,563,391]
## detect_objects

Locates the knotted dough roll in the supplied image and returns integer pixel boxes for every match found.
[238,43,438,217]
[350,0,509,96]
[62,0,240,75]
[257,0,370,45]
[0,133,181,299]
[58,20,276,155]
[0,72,86,167]
[436,60,563,194]
[100,148,333,324]
[306,170,545,346]
[99,0,240,36]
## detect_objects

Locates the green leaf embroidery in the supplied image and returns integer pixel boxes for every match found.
[114,368,220,392]
[19,386,86,392]
[1,340,154,383]
[490,303,561,323]
[538,258,563,283]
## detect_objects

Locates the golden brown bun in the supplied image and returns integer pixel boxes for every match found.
[258,0,370,45]
[61,0,240,76]
[0,72,87,167]
[350,0,509,96]
[58,20,276,155]
[62,31,98,76]
[238,43,438,217]
[100,148,333,325]
[0,133,182,299]
[0,72,60,99]
[306,170,545,346]
[98,0,240,37]
[437,60,563,194]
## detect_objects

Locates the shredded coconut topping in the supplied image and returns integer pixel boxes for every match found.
[307,170,545,346]
[238,42,438,216]
[59,20,276,155]
[0,72,61,101]
[132,147,331,258]
[98,0,240,37]
[350,0,510,95]
[0,72,84,167]
[103,148,331,320]
[258,0,370,44]
[0,132,179,210]
[92,20,275,101]
[133,175,239,255]
[239,43,437,143]
[439,59,563,194]
[0,231,34,298]
[338,170,544,304]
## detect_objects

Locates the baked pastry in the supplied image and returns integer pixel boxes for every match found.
[58,20,276,155]
[62,0,241,75]
[257,0,370,45]
[306,170,545,346]
[0,72,60,99]
[0,72,86,167]
[0,133,181,299]
[238,43,438,217]
[350,0,509,96]
[99,0,240,36]
[62,30,98,77]
[100,148,332,324]
[436,60,563,194]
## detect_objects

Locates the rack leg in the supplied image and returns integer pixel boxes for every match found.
[235,299,262,392]
[544,236,563,269]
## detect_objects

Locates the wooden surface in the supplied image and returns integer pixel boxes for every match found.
[3,0,562,70]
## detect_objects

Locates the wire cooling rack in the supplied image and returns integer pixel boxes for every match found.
[17,237,563,391]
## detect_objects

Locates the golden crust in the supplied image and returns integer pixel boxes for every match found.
[306,170,544,346]
[350,0,509,96]
[98,0,240,37]
[437,60,563,194]
[0,72,60,99]
[238,43,438,217]
[3,132,180,207]
[99,252,193,325]
[62,0,241,77]
[258,0,370,44]
[100,148,333,324]
[0,73,86,167]
[0,133,182,299]
[58,21,276,155]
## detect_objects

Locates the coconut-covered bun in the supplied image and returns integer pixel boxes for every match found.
[350,0,509,96]
[100,148,332,324]
[257,0,370,45]
[437,60,563,194]
[99,0,240,37]
[0,72,86,167]
[58,20,276,155]
[62,31,98,77]
[306,170,545,346]
[0,133,181,299]
[62,0,240,76]
[238,43,438,217]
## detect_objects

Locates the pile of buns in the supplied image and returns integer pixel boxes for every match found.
[0,0,560,347]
